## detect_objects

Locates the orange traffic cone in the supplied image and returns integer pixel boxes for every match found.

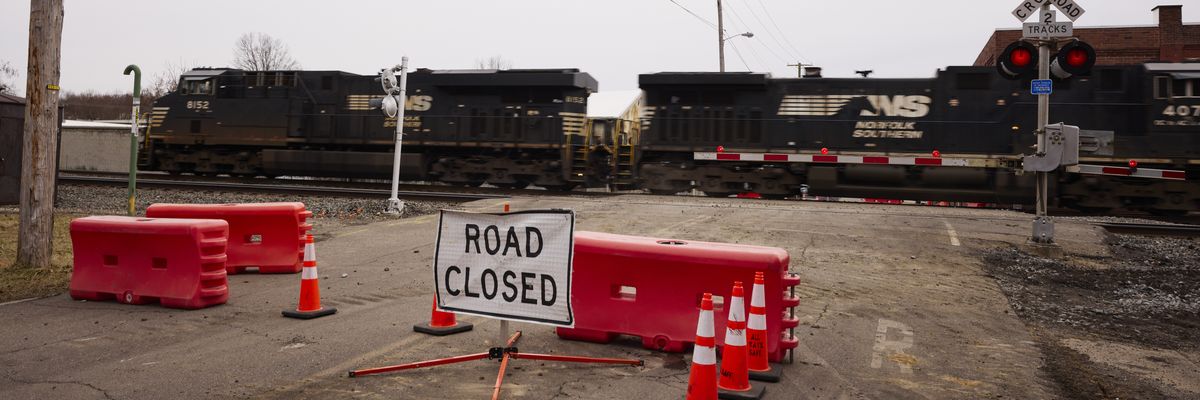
[282,234,337,319]
[718,282,765,400]
[747,272,782,382]
[686,293,718,400]
[413,296,474,336]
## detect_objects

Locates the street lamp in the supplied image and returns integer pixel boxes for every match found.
[725,32,754,41]
[719,31,753,72]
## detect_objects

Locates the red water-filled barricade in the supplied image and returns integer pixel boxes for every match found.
[557,231,801,362]
[69,216,229,309]
[145,202,312,274]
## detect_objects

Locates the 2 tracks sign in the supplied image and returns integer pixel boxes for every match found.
[432,209,576,327]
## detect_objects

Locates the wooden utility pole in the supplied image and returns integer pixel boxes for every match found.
[717,0,725,72]
[16,0,64,269]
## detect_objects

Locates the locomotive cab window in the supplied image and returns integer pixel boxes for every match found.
[1155,76,1169,99]
[186,79,214,96]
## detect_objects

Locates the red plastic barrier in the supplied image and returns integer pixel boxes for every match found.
[557,232,800,362]
[145,202,312,274]
[69,216,229,309]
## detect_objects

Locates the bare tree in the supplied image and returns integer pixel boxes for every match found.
[0,60,17,94]
[475,55,512,70]
[147,58,196,98]
[232,32,300,71]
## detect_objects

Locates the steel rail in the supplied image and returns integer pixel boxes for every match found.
[1097,222,1200,237]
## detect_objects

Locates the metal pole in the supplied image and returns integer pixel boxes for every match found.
[1033,2,1054,244]
[717,0,725,72]
[386,57,409,214]
[123,65,141,217]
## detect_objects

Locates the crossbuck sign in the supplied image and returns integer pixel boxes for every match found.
[433,209,575,327]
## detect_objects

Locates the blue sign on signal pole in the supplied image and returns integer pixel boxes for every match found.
[1031,79,1053,95]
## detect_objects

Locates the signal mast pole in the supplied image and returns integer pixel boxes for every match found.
[386,58,409,215]
[1032,1,1054,245]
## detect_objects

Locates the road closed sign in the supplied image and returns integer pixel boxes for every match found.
[433,209,575,327]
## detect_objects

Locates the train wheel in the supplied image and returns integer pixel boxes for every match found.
[649,189,680,195]
[704,192,733,198]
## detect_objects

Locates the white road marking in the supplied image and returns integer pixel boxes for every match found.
[0,297,39,307]
[74,337,101,342]
[942,219,961,246]
[871,318,915,374]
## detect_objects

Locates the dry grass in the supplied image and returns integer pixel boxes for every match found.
[0,211,76,302]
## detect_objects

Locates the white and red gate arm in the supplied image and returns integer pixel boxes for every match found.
[1066,164,1187,181]
[693,152,994,168]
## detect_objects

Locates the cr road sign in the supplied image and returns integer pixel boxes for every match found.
[1023,21,1073,38]
[1048,0,1086,21]
[433,209,576,327]
[1013,0,1085,22]
[1012,0,1049,22]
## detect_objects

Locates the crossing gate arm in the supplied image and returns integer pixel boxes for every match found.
[692,152,1004,168]
[1066,164,1188,181]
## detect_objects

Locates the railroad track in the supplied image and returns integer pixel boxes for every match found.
[57,174,508,202]
[1097,222,1200,237]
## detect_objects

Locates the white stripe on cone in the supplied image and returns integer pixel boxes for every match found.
[749,282,767,330]
[301,266,318,280]
[304,240,315,262]
[725,295,747,346]
[693,309,717,365]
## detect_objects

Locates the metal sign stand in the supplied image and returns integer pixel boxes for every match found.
[349,331,643,399]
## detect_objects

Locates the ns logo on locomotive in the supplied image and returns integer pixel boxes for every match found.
[142,61,1199,215]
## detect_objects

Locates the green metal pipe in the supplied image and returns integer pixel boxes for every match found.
[124,65,141,216]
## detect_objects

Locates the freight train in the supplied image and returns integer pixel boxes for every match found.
[143,64,1200,214]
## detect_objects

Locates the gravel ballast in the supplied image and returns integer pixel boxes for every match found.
[54,184,459,223]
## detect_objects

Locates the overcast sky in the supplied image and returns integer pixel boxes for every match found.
[1,0,1195,96]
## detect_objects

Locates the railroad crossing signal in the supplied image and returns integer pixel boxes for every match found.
[996,41,1039,80]
[996,39,1095,80]
[1050,40,1096,79]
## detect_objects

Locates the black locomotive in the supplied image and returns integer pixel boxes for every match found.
[146,68,598,190]
[634,64,1200,214]
[144,64,1200,214]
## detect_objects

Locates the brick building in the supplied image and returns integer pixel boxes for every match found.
[974,5,1200,66]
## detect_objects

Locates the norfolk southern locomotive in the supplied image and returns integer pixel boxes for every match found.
[144,64,1200,214]
[635,64,1200,214]
[146,68,597,190]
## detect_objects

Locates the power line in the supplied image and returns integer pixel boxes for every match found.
[666,0,718,29]
[727,42,753,71]
[755,0,809,63]
[722,3,769,70]
[737,0,800,64]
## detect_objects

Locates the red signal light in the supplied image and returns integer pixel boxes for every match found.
[996,41,1038,80]
[1065,48,1088,68]
[1051,40,1096,79]
[717,145,725,153]
[820,147,828,155]
[1011,48,1033,68]
[1128,159,1138,168]
[932,150,941,158]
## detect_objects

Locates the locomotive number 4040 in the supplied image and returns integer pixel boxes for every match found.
[1162,105,1200,117]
